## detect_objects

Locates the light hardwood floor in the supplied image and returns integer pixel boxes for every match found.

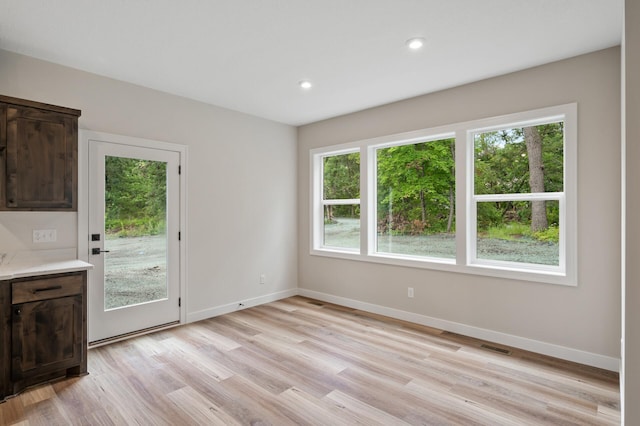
[0,296,620,425]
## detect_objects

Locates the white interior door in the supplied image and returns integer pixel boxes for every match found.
[88,139,181,343]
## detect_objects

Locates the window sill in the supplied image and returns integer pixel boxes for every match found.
[310,248,576,287]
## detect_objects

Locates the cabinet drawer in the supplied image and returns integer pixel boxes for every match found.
[12,274,83,304]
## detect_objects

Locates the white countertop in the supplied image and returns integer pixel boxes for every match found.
[0,248,93,280]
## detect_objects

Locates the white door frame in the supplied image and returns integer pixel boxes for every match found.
[78,130,188,330]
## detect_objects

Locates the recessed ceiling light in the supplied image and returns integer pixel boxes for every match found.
[299,80,312,90]
[406,37,426,50]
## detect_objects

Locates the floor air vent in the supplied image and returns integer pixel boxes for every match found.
[480,343,512,356]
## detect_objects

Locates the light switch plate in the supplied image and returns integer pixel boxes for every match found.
[33,229,57,243]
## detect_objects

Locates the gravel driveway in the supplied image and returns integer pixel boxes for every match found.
[325,218,558,265]
[104,235,167,309]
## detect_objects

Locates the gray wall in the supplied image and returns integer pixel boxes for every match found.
[298,47,621,368]
[0,49,298,319]
[624,0,639,422]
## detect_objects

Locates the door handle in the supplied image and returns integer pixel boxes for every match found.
[91,248,110,255]
[32,285,63,294]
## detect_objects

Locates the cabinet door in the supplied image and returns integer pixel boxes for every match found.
[0,282,10,400]
[11,295,83,380]
[5,105,77,210]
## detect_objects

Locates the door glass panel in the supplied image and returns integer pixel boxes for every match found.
[103,156,168,310]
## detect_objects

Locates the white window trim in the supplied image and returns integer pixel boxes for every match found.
[368,131,457,261]
[310,103,577,286]
[311,146,361,254]
[465,104,577,285]
[468,192,565,273]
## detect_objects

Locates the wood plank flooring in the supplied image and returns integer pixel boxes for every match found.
[0,296,620,425]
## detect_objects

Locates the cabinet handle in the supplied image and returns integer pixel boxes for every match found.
[32,285,63,294]
[14,308,21,316]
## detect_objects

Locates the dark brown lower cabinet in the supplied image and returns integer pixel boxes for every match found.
[0,279,10,400]
[1,271,87,401]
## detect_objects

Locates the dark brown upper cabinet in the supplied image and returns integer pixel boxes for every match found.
[0,95,81,211]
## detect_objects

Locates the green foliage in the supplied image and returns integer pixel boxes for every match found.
[324,153,360,199]
[105,156,167,236]
[474,128,530,195]
[105,218,166,238]
[483,222,531,241]
[533,225,560,243]
[481,222,559,244]
[321,122,563,239]
[376,138,455,235]
[323,153,360,222]
[474,122,564,231]
[477,202,504,229]
[324,204,360,223]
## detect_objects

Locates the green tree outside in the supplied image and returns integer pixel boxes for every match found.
[474,122,563,242]
[377,138,455,236]
[323,122,563,244]
[104,156,167,237]
[323,152,360,222]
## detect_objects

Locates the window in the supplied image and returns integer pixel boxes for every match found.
[470,121,565,271]
[313,150,360,252]
[310,104,576,285]
[374,136,456,260]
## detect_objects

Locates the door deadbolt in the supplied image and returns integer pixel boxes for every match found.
[91,248,110,255]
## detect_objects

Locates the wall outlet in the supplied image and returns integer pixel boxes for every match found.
[33,229,57,243]
[408,287,414,298]
[260,274,266,284]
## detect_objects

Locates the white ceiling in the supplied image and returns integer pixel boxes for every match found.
[0,1,623,126]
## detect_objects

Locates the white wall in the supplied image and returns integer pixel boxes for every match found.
[0,212,76,252]
[0,49,298,318]
[623,0,639,422]
[298,47,621,369]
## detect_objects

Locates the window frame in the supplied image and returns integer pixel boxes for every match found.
[369,131,457,263]
[311,146,361,254]
[310,103,577,286]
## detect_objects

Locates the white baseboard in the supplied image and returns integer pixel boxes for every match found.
[298,288,620,372]
[186,288,298,323]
